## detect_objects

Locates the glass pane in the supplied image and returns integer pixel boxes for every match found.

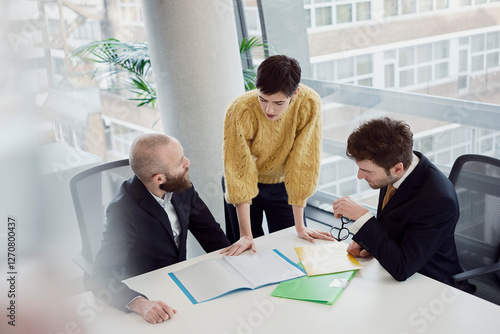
[434,41,449,59]
[336,4,352,24]
[475,0,487,4]
[305,9,312,28]
[480,138,493,152]
[339,180,356,195]
[385,64,395,88]
[339,159,354,178]
[437,151,450,165]
[384,0,398,16]
[320,163,337,184]
[486,52,499,68]
[399,47,415,66]
[402,0,416,14]
[459,37,469,46]
[459,49,468,72]
[356,2,371,21]
[458,75,468,89]
[436,0,448,9]
[245,10,259,31]
[435,130,451,148]
[417,65,432,83]
[471,34,485,53]
[130,7,138,21]
[337,58,354,79]
[435,62,448,79]
[471,55,484,71]
[420,137,434,152]
[399,69,414,86]
[417,44,432,63]
[479,128,492,136]
[385,50,396,59]
[452,126,470,142]
[419,0,433,12]
[487,32,500,50]
[315,61,335,81]
[357,54,373,75]
[460,0,472,5]
[315,7,333,26]
[358,78,373,86]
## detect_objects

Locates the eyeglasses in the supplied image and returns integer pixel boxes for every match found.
[330,216,353,241]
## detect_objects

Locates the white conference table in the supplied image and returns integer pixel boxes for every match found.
[67,227,500,334]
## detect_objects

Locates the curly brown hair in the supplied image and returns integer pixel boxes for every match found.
[347,117,413,172]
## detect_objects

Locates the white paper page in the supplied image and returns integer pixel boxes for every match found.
[224,249,304,288]
[172,258,249,302]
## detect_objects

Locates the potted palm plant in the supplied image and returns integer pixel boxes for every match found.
[71,37,271,107]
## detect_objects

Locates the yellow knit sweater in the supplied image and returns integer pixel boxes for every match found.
[223,84,322,207]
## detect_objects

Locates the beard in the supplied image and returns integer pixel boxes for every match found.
[159,168,192,193]
[367,174,400,190]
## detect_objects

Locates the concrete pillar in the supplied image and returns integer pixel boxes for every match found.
[141,1,244,231]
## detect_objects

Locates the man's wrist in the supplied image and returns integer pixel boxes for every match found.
[128,296,147,313]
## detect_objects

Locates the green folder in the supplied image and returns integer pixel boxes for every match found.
[271,263,357,305]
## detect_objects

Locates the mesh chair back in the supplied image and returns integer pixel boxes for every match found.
[449,154,500,304]
[70,159,133,277]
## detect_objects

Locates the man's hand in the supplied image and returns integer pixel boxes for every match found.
[128,297,177,324]
[332,197,369,220]
[296,226,336,243]
[220,235,256,256]
[346,240,370,258]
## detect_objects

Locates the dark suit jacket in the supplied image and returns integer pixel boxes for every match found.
[353,151,473,292]
[91,175,230,311]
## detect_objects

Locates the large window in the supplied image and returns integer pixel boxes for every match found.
[118,0,143,25]
[304,0,372,28]
[468,32,500,72]
[102,116,156,158]
[391,40,450,88]
[312,54,373,85]
[384,0,448,16]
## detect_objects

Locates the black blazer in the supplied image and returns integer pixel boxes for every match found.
[353,152,473,292]
[91,175,230,310]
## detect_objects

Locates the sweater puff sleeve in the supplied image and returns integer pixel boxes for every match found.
[284,88,322,207]
[223,97,259,205]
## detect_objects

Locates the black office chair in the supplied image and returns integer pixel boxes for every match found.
[70,159,134,289]
[449,154,500,305]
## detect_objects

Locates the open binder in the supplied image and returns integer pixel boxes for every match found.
[169,249,305,304]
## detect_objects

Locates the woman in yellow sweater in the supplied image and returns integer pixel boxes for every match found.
[221,55,334,256]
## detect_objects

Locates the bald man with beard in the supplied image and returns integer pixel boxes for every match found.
[91,134,229,324]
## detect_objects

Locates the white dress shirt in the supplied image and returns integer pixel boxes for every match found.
[149,190,182,248]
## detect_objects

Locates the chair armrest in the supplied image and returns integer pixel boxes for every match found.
[453,261,500,282]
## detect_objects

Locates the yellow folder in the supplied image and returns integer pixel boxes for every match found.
[295,243,362,276]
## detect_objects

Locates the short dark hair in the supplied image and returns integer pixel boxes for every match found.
[346,117,413,172]
[255,55,301,97]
